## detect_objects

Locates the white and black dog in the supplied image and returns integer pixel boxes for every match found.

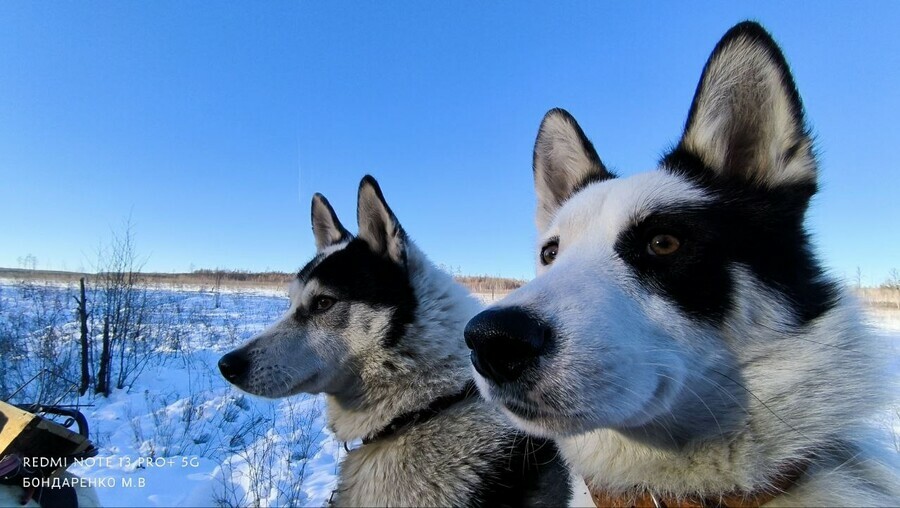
[465,22,899,506]
[219,176,571,506]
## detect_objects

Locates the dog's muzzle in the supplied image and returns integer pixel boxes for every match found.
[464,307,551,384]
[218,349,250,384]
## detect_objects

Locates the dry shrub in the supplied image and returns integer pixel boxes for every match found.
[855,287,900,310]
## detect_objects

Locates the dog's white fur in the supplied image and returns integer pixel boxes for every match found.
[474,22,900,506]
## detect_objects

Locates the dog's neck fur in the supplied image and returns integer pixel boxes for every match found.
[560,278,897,505]
[587,460,809,508]
[326,243,482,442]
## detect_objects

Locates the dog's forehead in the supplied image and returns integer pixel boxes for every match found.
[550,171,710,241]
[290,273,329,308]
[302,241,352,276]
[288,277,304,300]
[290,240,352,300]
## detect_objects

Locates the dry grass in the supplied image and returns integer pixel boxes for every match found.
[0,268,88,284]
[0,268,293,292]
[854,287,900,310]
[7,267,898,312]
[455,275,525,293]
[0,268,525,296]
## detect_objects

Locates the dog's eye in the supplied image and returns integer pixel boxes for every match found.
[311,295,336,313]
[540,241,559,266]
[647,234,681,256]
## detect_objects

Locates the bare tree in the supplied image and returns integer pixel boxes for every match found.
[96,313,112,395]
[214,267,225,309]
[886,268,900,290]
[17,253,38,270]
[75,277,91,395]
[92,220,154,396]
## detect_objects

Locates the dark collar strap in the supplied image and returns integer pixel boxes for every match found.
[362,380,479,445]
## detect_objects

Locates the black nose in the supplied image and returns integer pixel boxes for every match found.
[218,350,250,383]
[464,307,551,384]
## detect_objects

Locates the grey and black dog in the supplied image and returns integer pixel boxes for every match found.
[219,176,572,506]
[466,22,899,506]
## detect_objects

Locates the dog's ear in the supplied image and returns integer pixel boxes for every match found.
[357,175,407,265]
[674,21,815,188]
[311,193,352,252]
[533,108,613,232]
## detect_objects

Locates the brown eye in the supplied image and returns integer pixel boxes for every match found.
[312,295,336,313]
[540,241,559,266]
[648,234,681,256]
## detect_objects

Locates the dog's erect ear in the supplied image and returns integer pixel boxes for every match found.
[357,175,407,265]
[533,108,613,232]
[674,21,815,188]
[311,193,352,252]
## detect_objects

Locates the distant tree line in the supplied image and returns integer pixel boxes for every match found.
[190,269,292,283]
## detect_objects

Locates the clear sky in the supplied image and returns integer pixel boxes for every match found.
[1,2,898,284]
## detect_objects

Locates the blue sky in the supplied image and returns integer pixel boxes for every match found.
[1,2,898,283]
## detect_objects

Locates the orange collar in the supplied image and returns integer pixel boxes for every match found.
[586,461,808,508]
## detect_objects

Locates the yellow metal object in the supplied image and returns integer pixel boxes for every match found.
[0,400,90,477]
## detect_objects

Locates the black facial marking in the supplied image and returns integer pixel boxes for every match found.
[302,239,416,346]
[618,149,836,324]
[297,253,325,283]
[617,205,731,320]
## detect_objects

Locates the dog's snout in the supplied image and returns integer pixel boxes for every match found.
[464,307,551,384]
[218,350,250,384]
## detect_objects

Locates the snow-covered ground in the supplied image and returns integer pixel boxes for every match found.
[1,281,341,507]
[1,280,898,507]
